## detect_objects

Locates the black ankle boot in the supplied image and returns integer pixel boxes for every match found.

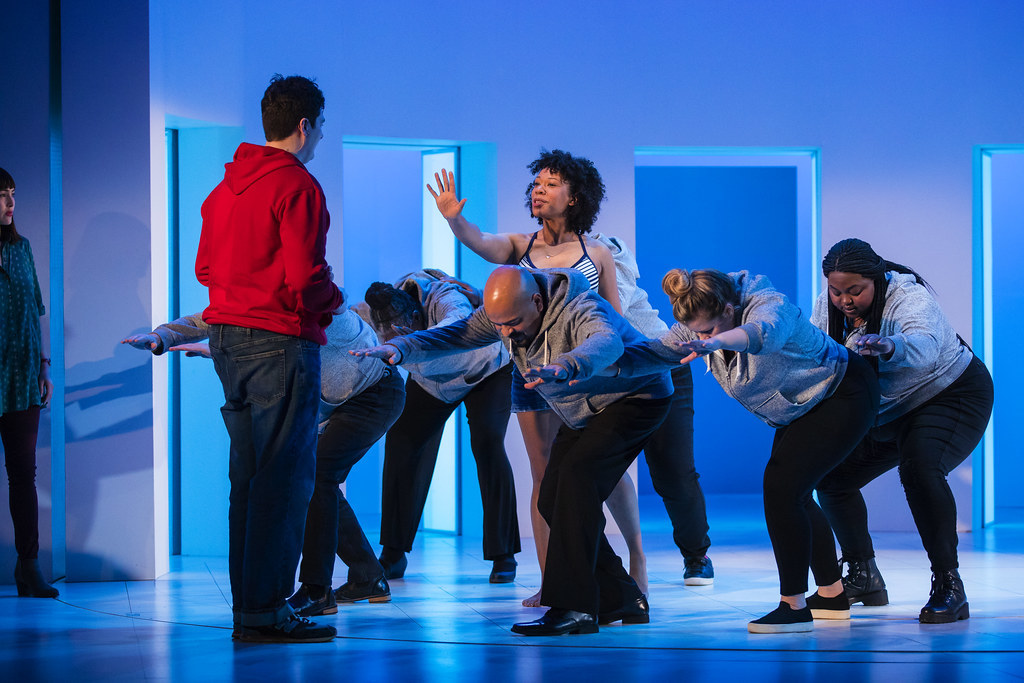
[14,557,59,598]
[840,557,888,606]
[919,569,969,624]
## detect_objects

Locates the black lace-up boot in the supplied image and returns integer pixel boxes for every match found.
[919,569,969,624]
[840,557,888,606]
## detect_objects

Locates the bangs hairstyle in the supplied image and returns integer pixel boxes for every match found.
[821,238,929,346]
[364,281,423,330]
[260,74,325,142]
[0,166,20,243]
[524,149,606,235]
[662,268,738,324]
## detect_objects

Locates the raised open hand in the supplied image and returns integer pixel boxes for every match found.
[426,169,468,220]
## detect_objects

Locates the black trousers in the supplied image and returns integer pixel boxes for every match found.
[538,394,672,615]
[643,365,711,559]
[817,355,993,572]
[0,406,42,559]
[763,353,879,596]
[380,364,520,559]
[299,369,406,587]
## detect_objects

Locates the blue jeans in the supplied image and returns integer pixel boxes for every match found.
[300,368,405,586]
[208,325,321,628]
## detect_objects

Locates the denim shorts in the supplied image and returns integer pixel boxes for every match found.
[510,364,550,413]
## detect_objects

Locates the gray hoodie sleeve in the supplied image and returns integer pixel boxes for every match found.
[616,323,694,377]
[810,291,829,332]
[882,282,948,368]
[551,295,625,381]
[428,282,475,329]
[387,307,501,363]
[151,313,210,355]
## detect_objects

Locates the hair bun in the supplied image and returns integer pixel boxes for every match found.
[661,268,692,298]
[364,282,397,310]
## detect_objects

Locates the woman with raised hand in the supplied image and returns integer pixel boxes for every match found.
[812,238,993,624]
[428,150,649,605]
[614,268,879,633]
[0,167,58,598]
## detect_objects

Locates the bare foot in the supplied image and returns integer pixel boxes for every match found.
[630,553,648,596]
[522,589,543,607]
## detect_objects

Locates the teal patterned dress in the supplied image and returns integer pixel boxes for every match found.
[0,235,46,416]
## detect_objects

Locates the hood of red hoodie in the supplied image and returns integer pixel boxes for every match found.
[224,143,304,195]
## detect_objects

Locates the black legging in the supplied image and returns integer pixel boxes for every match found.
[0,406,42,560]
[763,352,879,596]
[817,355,993,572]
[380,364,520,560]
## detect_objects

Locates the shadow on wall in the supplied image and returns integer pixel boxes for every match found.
[62,212,158,581]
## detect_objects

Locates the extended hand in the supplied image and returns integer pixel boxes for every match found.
[350,344,402,364]
[426,169,468,220]
[855,334,895,358]
[122,333,160,351]
[522,364,568,389]
[390,324,416,338]
[168,342,212,358]
[677,338,722,356]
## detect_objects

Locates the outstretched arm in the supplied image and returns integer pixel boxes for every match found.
[427,168,518,264]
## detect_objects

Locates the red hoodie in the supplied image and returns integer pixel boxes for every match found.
[196,143,343,344]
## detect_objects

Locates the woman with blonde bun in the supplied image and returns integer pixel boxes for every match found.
[614,268,879,634]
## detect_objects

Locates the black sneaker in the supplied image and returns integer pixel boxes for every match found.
[683,556,714,585]
[287,584,339,617]
[237,615,337,643]
[805,590,851,620]
[747,602,813,634]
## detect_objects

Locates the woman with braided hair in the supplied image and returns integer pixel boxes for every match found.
[811,238,993,624]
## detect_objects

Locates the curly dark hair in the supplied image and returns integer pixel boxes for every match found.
[821,238,929,369]
[523,149,606,235]
[260,74,325,142]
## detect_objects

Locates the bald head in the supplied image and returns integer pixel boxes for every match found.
[483,266,545,345]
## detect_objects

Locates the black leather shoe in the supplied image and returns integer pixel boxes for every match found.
[287,584,338,617]
[598,595,650,625]
[335,576,391,603]
[840,557,889,606]
[919,569,970,624]
[489,556,517,584]
[379,553,407,580]
[511,608,599,636]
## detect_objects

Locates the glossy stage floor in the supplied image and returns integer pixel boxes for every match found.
[3,494,1023,682]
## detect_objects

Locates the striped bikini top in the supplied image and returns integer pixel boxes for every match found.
[518,232,600,291]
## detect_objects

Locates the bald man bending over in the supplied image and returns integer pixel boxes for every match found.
[354,265,672,635]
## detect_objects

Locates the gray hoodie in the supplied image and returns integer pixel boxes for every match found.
[390,270,510,404]
[617,271,848,428]
[386,268,672,429]
[149,306,388,425]
[811,271,972,425]
[592,233,671,338]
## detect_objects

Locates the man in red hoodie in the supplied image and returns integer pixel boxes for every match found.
[196,74,345,643]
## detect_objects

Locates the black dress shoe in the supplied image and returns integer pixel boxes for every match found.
[379,553,407,580]
[489,556,517,584]
[919,569,970,623]
[286,584,338,617]
[335,576,391,603]
[598,595,650,625]
[511,608,599,636]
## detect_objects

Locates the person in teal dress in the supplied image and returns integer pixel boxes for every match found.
[0,166,58,598]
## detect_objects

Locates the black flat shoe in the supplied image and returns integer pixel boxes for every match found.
[335,576,391,603]
[286,584,338,617]
[511,608,599,636]
[747,602,813,634]
[805,590,851,620]
[919,569,970,624]
[379,553,407,580]
[489,556,517,584]
[598,595,650,625]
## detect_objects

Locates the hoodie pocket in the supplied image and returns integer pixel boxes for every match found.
[751,390,812,427]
